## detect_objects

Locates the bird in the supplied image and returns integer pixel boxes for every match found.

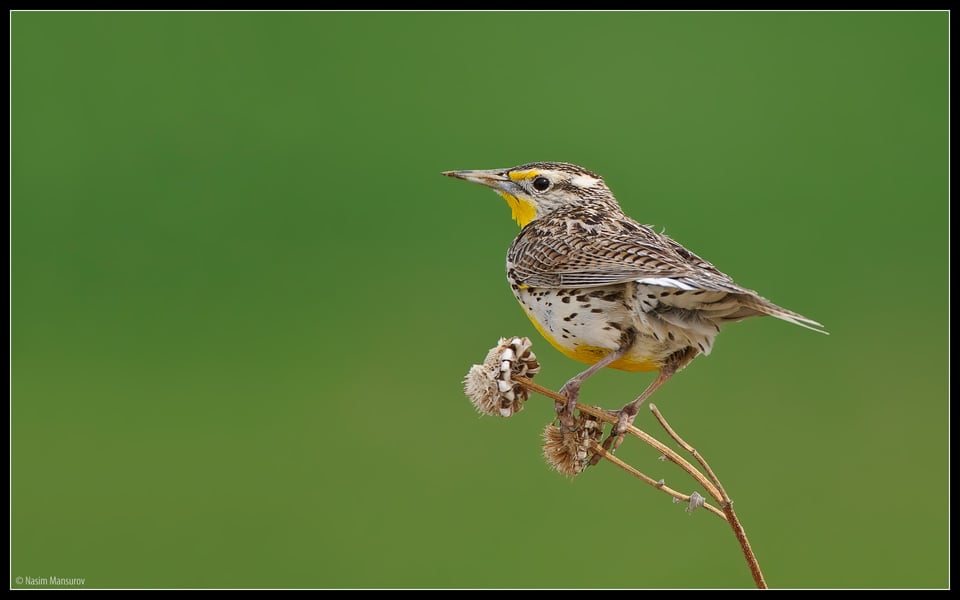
[443,161,826,454]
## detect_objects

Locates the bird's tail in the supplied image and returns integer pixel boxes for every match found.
[727,296,828,334]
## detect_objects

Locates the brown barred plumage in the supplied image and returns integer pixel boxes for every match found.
[444,162,825,446]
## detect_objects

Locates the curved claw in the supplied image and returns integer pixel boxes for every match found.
[588,406,638,466]
[556,381,581,430]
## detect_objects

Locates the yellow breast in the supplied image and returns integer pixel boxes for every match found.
[522,304,660,372]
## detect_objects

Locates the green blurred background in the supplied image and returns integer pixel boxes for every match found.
[11,11,947,589]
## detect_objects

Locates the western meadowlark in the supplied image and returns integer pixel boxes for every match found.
[444,162,825,449]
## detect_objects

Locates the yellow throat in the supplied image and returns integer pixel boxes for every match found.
[498,191,537,227]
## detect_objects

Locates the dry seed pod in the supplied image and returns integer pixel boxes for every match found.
[463,337,540,417]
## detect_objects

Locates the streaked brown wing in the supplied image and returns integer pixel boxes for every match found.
[507,217,748,293]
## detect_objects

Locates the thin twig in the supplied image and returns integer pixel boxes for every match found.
[514,376,722,503]
[512,375,766,589]
[589,442,727,520]
[650,403,767,589]
[650,403,728,498]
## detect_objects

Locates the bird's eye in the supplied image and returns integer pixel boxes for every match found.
[532,176,551,191]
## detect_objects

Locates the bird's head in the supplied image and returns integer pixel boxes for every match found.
[443,162,614,228]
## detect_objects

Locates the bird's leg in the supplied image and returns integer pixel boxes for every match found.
[591,347,698,465]
[557,330,636,430]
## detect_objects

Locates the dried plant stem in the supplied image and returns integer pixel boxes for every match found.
[512,374,767,590]
[514,376,721,501]
[651,404,766,589]
[589,442,726,520]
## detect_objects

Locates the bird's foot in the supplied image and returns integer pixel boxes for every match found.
[589,402,641,466]
[557,380,582,431]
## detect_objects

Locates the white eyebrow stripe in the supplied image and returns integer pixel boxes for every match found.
[569,174,600,188]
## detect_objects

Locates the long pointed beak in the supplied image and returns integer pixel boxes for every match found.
[442,169,512,192]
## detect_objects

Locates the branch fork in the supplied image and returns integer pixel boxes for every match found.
[464,336,767,589]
